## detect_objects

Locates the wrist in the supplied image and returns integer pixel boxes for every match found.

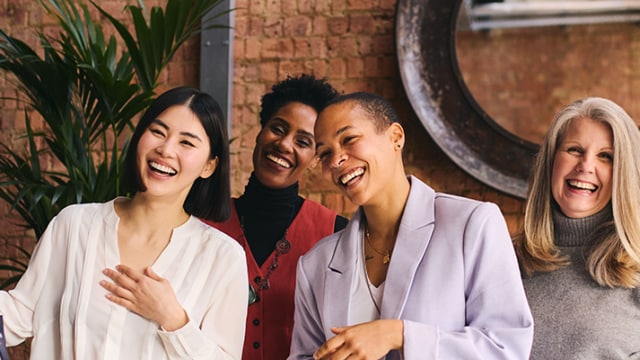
[160,308,189,332]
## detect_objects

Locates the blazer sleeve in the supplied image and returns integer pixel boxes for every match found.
[288,256,327,360]
[403,202,533,359]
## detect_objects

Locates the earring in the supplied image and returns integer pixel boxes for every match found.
[396,144,401,149]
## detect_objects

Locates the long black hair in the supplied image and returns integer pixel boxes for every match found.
[122,86,231,222]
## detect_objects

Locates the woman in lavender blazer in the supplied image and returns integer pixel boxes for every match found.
[289,92,533,359]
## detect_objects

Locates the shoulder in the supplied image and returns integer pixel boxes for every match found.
[299,231,342,266]
[434,192,501,218]
[54,200,114,224]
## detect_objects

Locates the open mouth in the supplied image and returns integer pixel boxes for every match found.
[266,153,292,169]
[567,179,597,192]
[339,167,365,186]
[149,161,177,176]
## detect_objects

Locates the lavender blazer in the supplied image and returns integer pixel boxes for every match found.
[289,176,533,359]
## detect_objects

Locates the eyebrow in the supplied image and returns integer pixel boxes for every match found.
[272,117,314,139]
[152,118,204,142]
[315,125,352,150]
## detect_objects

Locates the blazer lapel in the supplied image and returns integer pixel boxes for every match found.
[381,176,436,319]
[323,210,365,332]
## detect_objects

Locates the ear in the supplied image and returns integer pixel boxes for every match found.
[387,122,405,150]
[200,156,219,179]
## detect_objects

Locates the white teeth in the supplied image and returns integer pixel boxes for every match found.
[567,180,596,191]
[340,168,364,185]
[149,161,177,175]
[267,154,291,168]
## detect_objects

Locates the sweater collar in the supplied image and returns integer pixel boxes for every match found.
[552,203,613,247]
[236,173,299,215]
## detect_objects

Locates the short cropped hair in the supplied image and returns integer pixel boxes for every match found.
[259,74,338,127]
[323,91,400,132]
[122,87,231,222]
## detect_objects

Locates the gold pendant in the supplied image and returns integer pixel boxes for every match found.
[383,253,390,264]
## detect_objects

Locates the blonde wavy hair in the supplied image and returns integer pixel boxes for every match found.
[513,97,640,288]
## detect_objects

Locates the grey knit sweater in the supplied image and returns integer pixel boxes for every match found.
[524,206,640,359]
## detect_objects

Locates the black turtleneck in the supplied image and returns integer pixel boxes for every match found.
[235,173,347,266]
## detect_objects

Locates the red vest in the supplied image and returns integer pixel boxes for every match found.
[205,199,337,360]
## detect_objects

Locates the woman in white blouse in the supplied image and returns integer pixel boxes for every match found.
[0,87,248,359]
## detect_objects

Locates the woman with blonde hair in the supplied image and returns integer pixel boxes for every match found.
[514,97,640,358]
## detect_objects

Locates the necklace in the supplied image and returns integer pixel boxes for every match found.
[240,212,293,293]
[365,229,391,265]
[362,233,381,314]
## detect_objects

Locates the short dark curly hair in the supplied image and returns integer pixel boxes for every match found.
[259,74,339,127]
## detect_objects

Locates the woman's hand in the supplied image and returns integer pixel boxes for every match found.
[100,265,188,331]
[313,319,404,360]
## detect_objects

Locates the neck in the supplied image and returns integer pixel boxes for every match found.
[118,195,190,234]
[362,174,411,242]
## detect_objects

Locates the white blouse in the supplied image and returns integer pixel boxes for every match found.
[0,199,248,359]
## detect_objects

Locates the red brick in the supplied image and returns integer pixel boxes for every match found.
[309,37,328,58]
[264,18,283,37]
[245,37,261,59]
[284,16,312,37]
[260,61,280,83]
[347,0,378,11]
[346,58,364,78]
[327,17,348,35]
[248,17,265,36]
[282,0,298,16]
[349,15,375,34]
[265,0,281,15]
[293,38,312,58]
[312,16,328,35]
[327,58,346,79]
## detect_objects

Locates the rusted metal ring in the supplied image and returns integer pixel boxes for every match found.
[396,0,538,198]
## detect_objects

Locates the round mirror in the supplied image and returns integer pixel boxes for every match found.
[396,0,536,198]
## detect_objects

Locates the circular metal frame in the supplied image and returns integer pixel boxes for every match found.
[395,0,538,198]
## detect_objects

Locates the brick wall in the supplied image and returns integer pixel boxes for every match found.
[457,23,640,144]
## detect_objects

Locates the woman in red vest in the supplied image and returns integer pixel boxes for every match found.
[204,74,347,360]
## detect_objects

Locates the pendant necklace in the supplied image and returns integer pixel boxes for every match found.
[363,232,381,314]
[365,228,392,265]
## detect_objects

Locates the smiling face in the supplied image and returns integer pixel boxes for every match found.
[136,105,217,201]
[315,101,403,206]
[551,117,613,218]
[252,101,318,189]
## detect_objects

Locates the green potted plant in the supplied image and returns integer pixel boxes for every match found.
[0,0,229,289]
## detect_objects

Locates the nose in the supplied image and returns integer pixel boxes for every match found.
[576,154,595,173]
[328,151,347,169]
[274,135,294,153]
[155,139,176,157]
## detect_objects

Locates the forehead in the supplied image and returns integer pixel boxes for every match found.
[155,105,205,131]
[267,101,318,132]
[316,102,370,135]
[562,117,613,143]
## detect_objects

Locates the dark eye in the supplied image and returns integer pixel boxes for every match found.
[567,146,582,154]
[296,137,313,148]
[181,139,196,147]
[270,124,286,135]
[149,127,165,137]
[598,152,613,162]
[342,135,356,145]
